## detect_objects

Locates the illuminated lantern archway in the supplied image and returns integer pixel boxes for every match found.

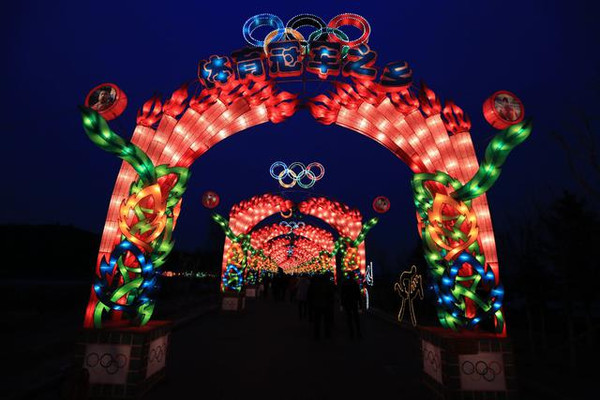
[213,194,377,292]
[80,13,531,335]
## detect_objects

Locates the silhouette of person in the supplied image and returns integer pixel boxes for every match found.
[296,275,310,319]
[310,272,335,340]
[341,275,362,339]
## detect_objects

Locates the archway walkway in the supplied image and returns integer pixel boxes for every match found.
[146,297,426,399]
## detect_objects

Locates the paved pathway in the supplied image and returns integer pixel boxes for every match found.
[146,297,429,399]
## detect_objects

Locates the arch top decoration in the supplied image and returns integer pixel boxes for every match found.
[80,13,532,334]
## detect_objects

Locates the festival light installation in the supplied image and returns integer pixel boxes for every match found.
[214,194,378,291]
[394,265,424,327]
[81,12,531,333]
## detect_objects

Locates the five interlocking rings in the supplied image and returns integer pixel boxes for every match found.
[270,162,325,189]
[279,221,305,230]
[149,343,167,364]
[461,360,502,382]
[85,352,128,375]
[243,13,370,55]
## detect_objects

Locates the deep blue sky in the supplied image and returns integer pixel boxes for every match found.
[2,1,599,268]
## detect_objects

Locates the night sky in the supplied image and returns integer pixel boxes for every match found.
[2,1,599,270]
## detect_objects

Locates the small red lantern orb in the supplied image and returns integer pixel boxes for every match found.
[202,191,220,209]
[483,90,524,130]
[85,83,127,121]
[372,196,390,213]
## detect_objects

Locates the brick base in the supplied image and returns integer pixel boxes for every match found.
[75,320,172,399]
[419,327,518,400]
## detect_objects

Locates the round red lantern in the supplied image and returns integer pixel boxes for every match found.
[202,191,220,209]
[85,83,127,121]
[372,196,390,214]
[482,90,524,130]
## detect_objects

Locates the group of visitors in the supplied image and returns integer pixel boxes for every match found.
[260,269,363,340]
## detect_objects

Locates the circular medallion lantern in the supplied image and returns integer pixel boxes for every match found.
[85,83,127,121]
[372,196,390,213]
[201,191,220,209]
[482,90,524,130]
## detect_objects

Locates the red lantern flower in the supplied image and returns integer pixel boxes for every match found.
[372,196,390,213]
[202,191,220,209]
[482,90,524,130]
[85,83,127,121]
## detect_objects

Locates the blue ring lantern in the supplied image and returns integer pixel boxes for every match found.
[243,14,285,47]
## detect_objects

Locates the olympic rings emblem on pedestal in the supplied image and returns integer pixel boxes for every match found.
[461,360,502,382]
[149,343,167,363]
[270,162,325,189]
[86,352,128,375]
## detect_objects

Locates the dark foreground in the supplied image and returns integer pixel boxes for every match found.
[146,297,426,399]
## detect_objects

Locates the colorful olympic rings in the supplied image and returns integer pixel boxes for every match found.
[280,221,306,230]
[243,14,285,47]
[243,14,370,53]
[285,14,328,41]
[327,13,371,48]
[263,28,306,55]
[270,162,325,189]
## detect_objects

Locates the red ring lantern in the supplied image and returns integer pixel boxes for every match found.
[327,13,371,48]
[482,90,524,130]
[372,196,390,214]
[201,191,220,209]
[85,83,127,121]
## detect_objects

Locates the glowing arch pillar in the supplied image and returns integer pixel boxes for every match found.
[82,80,299,328]
[309,81,531,334]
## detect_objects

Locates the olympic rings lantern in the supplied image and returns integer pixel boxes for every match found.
[270,162,325,189]
[202,191,220,209]
[84,83,127,121]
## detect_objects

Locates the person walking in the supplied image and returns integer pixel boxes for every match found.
[341,275,362,339]
[296,275,310,319]
[310,272,335,340]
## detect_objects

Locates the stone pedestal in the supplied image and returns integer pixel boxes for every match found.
[245,285,257,298]
[75,320,172,399]
[221,292,246,311]
[419,327,517,400]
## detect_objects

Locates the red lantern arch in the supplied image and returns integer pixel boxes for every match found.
[80,14,531,336]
